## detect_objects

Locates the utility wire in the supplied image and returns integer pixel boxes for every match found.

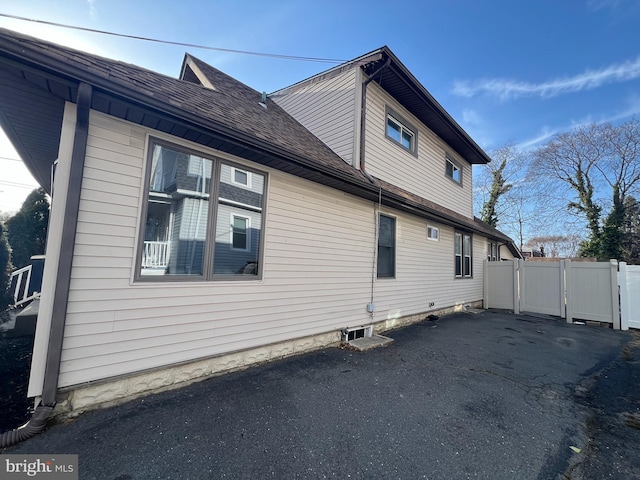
[0,13,347,64]
[0,180,39,189]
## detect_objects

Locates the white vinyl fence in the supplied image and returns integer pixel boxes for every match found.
[619,263,640,330]
[484,259,637,330]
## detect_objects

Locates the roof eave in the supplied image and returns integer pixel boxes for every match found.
[376,47,491,165]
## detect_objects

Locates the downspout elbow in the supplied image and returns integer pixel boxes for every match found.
[0,404,54,448]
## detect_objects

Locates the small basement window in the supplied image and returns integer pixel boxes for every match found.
[342,325,373,342]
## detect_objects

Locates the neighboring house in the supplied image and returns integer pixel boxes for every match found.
[0,28,519,429]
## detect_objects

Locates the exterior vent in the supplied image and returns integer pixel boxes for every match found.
[342,325,373,342]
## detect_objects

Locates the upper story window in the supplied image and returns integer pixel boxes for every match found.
[446,157,462,185]
[385,107,417,156]
[137,138,266,281]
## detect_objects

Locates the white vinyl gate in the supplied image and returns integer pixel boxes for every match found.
[484,259,630,329]
[520,261,565,317]
[620,263,640,330]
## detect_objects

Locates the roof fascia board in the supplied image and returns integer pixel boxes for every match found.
[270,51,383,96]
[380,48,491,164]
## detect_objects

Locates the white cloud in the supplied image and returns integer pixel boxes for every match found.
[452,55,640,100]
[515,97,640,150]
[87,0,97,18]
[462,109,482,126]
[587,0,623,11]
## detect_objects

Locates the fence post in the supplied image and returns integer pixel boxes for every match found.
[513,259,520,315]
[559,260,567,319]
[565,259,573,323]
[483,260,488,309]
[610,260,621,330]
[619,262,629,331]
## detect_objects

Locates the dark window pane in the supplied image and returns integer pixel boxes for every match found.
[234,169,248,185]
[378,246,394,278]
[232,217,248,250]
[455,255,462,277]
[378,215,395,277]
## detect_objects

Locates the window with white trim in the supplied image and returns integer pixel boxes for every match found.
[427,225,439,241]
[385,107,417,156]
[137,139,266,280]
[446,157,462,184]
[231,167,251,188]
[455,232,472,278]
[231,214,250,251]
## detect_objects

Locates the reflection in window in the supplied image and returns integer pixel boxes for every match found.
[446,158,461,184]
[214,163,264,275]
[231,215,249,251]
[387,115,415,152]
[378,214,396,278]
[139,140,265,279]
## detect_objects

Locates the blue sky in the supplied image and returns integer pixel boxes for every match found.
[1,0,639,213]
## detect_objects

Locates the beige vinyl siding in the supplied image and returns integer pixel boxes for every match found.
[59,111,488,389]
[372,213,484,319]
[364,84,474,218]
[58,111,375,387]
[272,68,357,164]
[499,246,516,261]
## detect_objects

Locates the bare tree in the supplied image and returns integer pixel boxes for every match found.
[475,143,575,249]
[597,120,640,260]
[530,119,640,260]
[531,123,608,256]
[479,144,516,227]
[598,119,640,204]
[525,234,582,258]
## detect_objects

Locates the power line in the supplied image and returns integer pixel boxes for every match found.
[0,180,39,189]
[0,13,348,64]
[0,156,22,162]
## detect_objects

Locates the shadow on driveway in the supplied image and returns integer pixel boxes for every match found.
[4,311,638,479]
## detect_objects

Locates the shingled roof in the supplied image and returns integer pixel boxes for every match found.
[0,27,518,250]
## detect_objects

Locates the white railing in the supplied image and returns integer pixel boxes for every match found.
[142,241,170,269]
[9,264,39,307]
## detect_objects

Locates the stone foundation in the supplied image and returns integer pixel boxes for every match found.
[53,301,482,419]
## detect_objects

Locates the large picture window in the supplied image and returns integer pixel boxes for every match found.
[455,232,473,278]
[378,214,396,278]
[137,139,266,280]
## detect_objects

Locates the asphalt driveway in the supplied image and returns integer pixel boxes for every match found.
[3,311,639,479]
